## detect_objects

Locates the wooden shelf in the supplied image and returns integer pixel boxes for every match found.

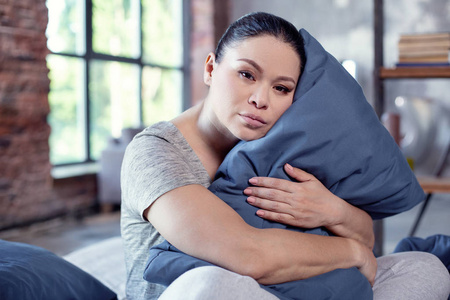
[380,66,450,79]
[417,176,450,194]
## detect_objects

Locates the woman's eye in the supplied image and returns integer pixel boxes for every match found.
[239,71,254,81]
[275,85,291,94]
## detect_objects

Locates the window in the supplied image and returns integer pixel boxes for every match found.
[46,0,188,165]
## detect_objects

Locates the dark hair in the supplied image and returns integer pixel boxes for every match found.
[215,12,306,73]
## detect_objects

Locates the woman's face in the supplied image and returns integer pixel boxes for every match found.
[204,35,301,141]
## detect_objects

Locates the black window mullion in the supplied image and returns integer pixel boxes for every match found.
[138,0,144,126]
[49,51,183,72]
[85,0,93,162]
[90,52,140,64]
[52,51,181,72]
[182,0,191,111]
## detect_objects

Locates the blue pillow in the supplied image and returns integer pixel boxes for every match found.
[209,28,425,222]
[0,239,117,300]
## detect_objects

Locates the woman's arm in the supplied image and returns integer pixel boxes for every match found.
[145,184,377,285]
[244,164,375,249]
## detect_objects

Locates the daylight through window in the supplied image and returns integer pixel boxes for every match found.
[46,0,186,165]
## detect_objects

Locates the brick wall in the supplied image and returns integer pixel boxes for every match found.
[190,0,230,105]
[0,0,56,229]
[190,0,215,104]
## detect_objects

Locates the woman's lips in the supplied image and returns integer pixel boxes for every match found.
[240,113,267,128]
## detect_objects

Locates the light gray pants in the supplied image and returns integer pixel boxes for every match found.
[159,251,450,300]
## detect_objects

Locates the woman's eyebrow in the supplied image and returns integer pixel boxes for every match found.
[237,58,296,84]
[277,76,296,85]
[238,58,263,73]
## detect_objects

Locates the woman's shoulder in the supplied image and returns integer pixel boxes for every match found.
[124,121,198,168]
[121,120,210,210]
[129,121,186,149]
[139,121,179,139]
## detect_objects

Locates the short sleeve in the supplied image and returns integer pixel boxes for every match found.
[120,123,210,220]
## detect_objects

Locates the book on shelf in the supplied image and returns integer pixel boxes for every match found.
[399,32,450,43]
[395,62,450,67]
[397,56,449,64]
[397,32,450,66]
[398,47,449,57]
[399,39,450,48]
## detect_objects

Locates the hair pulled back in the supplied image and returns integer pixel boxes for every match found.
[215,12,306,73]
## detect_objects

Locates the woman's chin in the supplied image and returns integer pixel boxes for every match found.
[235,130,267,142]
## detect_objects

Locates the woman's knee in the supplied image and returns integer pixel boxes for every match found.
[159,266,278,300]
[375,251,450,300]
[387,251,447,275]
[411,252,450,297]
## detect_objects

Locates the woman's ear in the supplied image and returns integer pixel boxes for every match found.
[203,52,216,86]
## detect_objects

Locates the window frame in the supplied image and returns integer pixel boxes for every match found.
[48,0,191,167]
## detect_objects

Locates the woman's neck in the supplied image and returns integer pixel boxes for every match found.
[172,101,238,179]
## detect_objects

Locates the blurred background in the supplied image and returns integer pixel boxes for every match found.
[0,0,449,255]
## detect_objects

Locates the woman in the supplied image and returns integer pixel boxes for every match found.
[121,12,450,300]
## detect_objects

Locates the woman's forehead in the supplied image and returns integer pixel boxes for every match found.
[222,36,301,76]
[224,35,300,62]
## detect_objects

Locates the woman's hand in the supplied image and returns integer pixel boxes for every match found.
[244,163,374,249]
[244,163,343,229]
[351,239,378,286]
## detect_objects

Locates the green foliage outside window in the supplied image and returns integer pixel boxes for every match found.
[47,55,86,164]
[90,60,140,160]
[46,0,84,54]
[142,67,182,125]
[143,0,183,67]
[93,0,140,58]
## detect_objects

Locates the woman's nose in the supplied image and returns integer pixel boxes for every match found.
[248,87,269,109]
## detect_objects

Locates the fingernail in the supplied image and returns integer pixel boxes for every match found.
[244,188,252,195]
[256,210,265,217]
[247,197,255,204]
[249,177,258,185]
[285,163,293,171]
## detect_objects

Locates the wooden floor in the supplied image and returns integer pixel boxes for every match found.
[1,193,449,256]
[0,211,121,256]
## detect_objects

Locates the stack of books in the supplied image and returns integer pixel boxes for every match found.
[397,32,450,67]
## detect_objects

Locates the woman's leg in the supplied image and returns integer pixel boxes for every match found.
[160,252,450,300]
[158,266,279,300]
[373,251,450,300]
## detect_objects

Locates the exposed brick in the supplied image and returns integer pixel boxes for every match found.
[0,136,11,148]
[190,0,220,104]
[0,0,60,230]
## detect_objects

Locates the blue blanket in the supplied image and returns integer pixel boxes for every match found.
[394,234,450,271]
[144,29,425,300]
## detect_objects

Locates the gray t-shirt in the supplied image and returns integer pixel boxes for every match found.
[120,121,211,300]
